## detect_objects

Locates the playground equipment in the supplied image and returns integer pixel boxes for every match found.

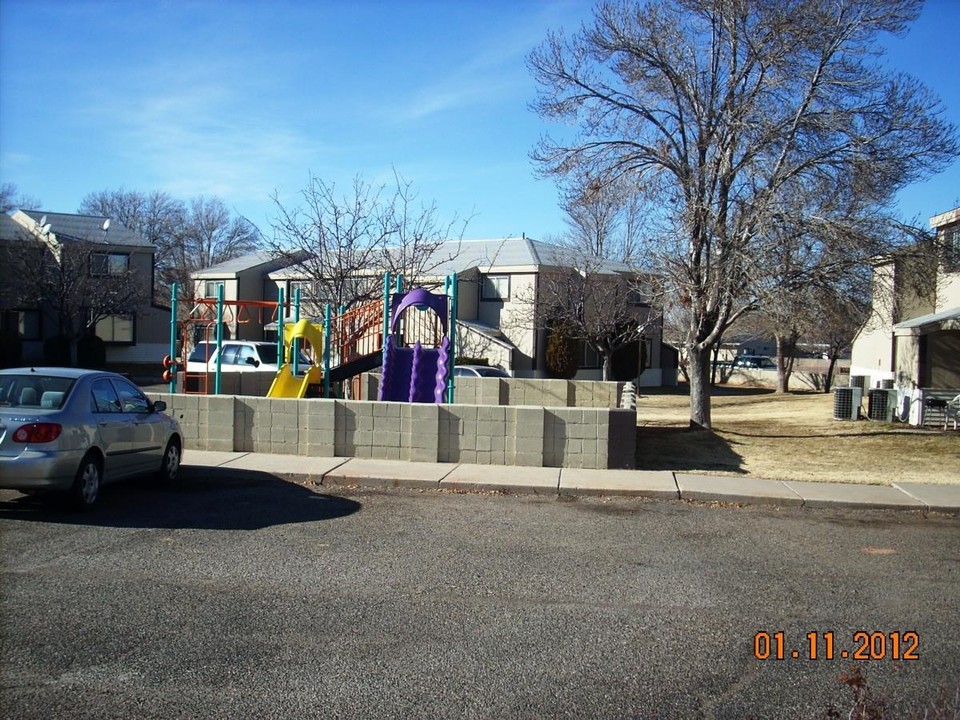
[378,287,452,403]
[266,318,325,398]
[165,272,459,401]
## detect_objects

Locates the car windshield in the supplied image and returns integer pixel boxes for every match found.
[257,345,279,364]
[0,374,75,409]
[188,343,215,362]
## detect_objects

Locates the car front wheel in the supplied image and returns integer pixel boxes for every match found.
[71,454,101,510]
[158,438,181,483]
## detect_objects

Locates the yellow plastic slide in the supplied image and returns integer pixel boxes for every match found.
[267,364,323,398]
[266,319,326,398]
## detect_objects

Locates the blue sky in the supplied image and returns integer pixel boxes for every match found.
[1,0,958,241]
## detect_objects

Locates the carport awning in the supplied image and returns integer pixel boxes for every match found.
[893,306,960,336]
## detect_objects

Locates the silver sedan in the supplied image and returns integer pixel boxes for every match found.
[0,367,183,509]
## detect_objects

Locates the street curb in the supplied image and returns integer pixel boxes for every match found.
[179,456,960,514]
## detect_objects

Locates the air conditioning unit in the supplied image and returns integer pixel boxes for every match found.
[849,375,867,390]
[867,388,896,421]
[833,387,862,420]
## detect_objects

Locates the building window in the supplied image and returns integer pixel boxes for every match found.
[943,225,960,271]
[204,281,224,298]
[582,343,600,369]
[481,274,510,301]
[0,309,41,341]
[288,280,323,314]
[90,252,129,276]
[289,280,315,300]
[93,313,135,344]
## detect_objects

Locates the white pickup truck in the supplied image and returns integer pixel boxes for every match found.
[185,341,312,373]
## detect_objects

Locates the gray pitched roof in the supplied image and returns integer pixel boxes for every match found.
[193,250,292,278]
[0,213,25,241]
[19,209,151,248]
[428,237,632,275]
[221,237,635,283]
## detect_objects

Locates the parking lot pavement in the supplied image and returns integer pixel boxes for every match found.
[2,475,958,719]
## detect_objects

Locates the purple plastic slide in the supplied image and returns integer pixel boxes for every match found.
[378,288,451,403]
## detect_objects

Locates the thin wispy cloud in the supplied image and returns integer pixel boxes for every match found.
[383,14,545,125]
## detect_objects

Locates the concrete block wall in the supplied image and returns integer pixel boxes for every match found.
[153,393,636,469]
[363,374,624,408]
[180,371,277,397]
[545,409,606,469]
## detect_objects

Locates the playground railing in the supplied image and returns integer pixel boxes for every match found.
[333,299,384,367]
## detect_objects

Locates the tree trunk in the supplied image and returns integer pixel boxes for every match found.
[601,351,612,381]
[774,333,797,394]
[824,356,838,393]
[687,344,712,429]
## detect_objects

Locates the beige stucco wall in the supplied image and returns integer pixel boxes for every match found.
[454,268,479,321]
[476,272,538,370]
[456,326,513,369]
[894,335,922,389]
[938,273,960,311]
[850,323,894,389]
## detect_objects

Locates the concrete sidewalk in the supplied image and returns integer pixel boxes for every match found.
[182,450,960,514]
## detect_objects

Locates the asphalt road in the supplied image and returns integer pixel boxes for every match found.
[1,468,958,719]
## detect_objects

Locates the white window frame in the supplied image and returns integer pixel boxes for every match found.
[481,274,510,301]
[93,313,135,344]
[90,252,129,277]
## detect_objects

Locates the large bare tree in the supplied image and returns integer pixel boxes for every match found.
[529,0,958,428]
[538,171,657,380]
[539,262,657,380]
[79,190,261,308]
[559,170,643,264]
[269,172,467,311]
[378,170,469,290]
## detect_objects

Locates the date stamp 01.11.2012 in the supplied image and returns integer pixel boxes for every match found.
[753,631,920,662]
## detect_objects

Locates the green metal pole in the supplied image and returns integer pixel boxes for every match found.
[293,287,301,376]
[277,287,285,367]
[448,272,457,403]
[168,282,178,394]
[323,303,332,398]
[382,272,391,366]
[214,283,224,395]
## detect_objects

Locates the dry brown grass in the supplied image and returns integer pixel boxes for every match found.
[635,388,960,485]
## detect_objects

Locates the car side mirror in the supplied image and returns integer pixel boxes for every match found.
[152,400,167,412]
[245,357,260,367]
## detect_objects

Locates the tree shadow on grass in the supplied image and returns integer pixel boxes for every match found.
[635,426,747,474]
[720,428,947,440]
[638,385,776,398]
[0,466,361,530]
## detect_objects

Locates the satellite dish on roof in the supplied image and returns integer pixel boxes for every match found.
[41,224,52,235]
[39,215,47,227]
[102,219,111,231]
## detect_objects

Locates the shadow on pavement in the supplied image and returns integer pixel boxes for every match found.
[0,466,361,530]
